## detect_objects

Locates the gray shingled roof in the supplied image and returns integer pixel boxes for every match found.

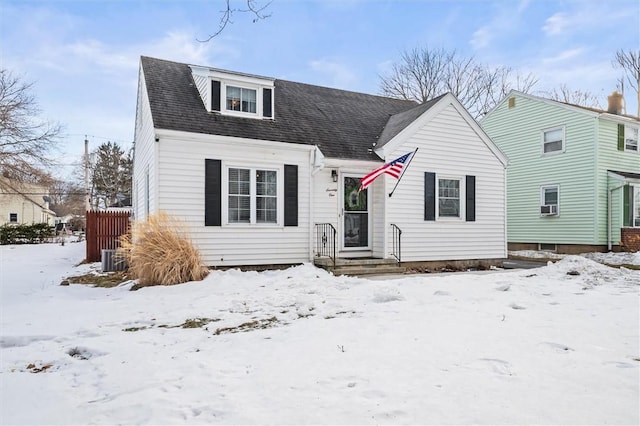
[141,56,424,161]
[376,94,446,148]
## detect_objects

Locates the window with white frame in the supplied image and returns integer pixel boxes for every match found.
[227,167,277,224]
[625,126,638,152]
[438,178,460,217]
[540,185,559,216]
[226,86,257,114]
[542,127,564,154]
[9,213,17,223]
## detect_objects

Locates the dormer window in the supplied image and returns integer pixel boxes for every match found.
[226,86,257,113]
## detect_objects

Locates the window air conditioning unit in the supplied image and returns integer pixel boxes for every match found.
[540,205,558,216]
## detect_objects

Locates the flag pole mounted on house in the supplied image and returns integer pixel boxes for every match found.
[359,148,418,197]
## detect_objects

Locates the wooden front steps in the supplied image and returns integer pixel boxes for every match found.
[314,257,406,276]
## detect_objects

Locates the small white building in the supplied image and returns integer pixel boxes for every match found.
[133,56,507,269]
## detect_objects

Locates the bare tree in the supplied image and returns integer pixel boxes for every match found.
[48,179,85,217]
[612,49,640,117]
[379,47,537,119]
[541,84,601,108]
[199,0,272,42]
[0,69,62,182]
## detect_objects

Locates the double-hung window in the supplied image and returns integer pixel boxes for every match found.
[540,185,559,216]
[227,167,277,224]
[226,86,257,114]
[438,178,461,218]
[625,126,638,152]
[542,127,564,154]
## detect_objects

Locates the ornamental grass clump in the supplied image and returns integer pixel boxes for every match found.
[118,212,209,287]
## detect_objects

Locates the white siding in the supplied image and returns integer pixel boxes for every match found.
[132,66,157,221]
[192,73,209,110]
[371,178,386,258]
[386,104,507,261]
[156,132,314,266]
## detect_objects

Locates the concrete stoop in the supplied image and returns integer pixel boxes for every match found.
[314,257,405,276]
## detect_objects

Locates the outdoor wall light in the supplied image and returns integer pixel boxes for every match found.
[331,169,338,182]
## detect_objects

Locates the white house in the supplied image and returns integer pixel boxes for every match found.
[133,56,508,270]
[0,177,56,226]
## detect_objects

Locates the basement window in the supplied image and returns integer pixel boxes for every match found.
[538,243,557,252]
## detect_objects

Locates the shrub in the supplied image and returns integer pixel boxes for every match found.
[0,223,54,244]
[118,212,209,287]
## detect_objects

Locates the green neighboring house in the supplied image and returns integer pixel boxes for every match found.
[481,90,640,253]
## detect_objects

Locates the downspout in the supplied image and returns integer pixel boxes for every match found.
[504,163,508,257]
[593,116,598,246]
[308,148,316,262]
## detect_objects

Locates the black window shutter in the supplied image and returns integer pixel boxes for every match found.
[466,175,476,222]
[211,80,221,111]
[623,184,632,226]
[205,159,221,226]
[424,172,436,221]
[617,124,625,151]
[263,88,272,118]
[284,164,298,226]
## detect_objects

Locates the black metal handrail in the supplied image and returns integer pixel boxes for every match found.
[314,223,337,268]
[391,223,402,263]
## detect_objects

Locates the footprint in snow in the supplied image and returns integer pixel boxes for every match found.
[372,292,404,303]
[510,303,526,310]
[539,342,574,353]
[475,358,514,376]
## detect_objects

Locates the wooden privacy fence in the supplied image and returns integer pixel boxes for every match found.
[85,210,131,262]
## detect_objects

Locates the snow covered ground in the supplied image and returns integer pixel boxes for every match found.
[1,241,639,425]
[510,249,640,266]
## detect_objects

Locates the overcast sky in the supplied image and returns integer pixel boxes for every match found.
[2,0,639,180]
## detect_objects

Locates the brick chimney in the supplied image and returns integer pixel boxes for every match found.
[607,91,624,114]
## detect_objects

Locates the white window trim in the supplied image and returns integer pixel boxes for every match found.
[222,164,283,227]
[540,184,560,217]
[9,213,18,223]
[223,82,258,116]
[209,76,275,120]
[541,126,566,156]
[436,175,465,220]
[624,125,639,153]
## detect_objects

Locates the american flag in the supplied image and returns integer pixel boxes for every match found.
[359,151,413,191]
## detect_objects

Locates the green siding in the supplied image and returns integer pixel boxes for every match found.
[482,95,599,245]
[596,120,640,244]
[484,94,640,247]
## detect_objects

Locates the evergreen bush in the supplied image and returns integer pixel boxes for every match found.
[0,223,54,244]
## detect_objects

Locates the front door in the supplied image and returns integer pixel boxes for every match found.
[343,176,370,249]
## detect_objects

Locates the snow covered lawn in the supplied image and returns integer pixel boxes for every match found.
[1,242,639,425]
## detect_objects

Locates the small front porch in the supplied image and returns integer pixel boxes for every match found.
[313,222,405,276]
[314,256,406,276]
